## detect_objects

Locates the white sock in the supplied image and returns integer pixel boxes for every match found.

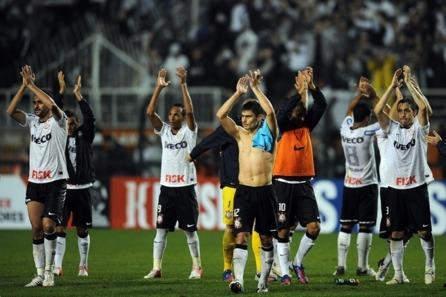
[259,246,274,285]
[272,237,280,274]
[276,241,289,276]
[288,231,294,268]
[337,231,351,268]
[185,231,201,268]
[54,235,66,269]
[390,240,403,280]
[78,234,90,268]
[420,237,434,268]
[383,253,392,268]
[233,247,248,283]
[382,249,392,269]
[44,233,57,271]
[357,232,372,269]
[294,233,315,267]
[32,239,45,276]
[153,229,168,270]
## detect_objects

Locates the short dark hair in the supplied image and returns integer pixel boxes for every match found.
[397,97,418,112]
[40,88,54,99]
[241,99,265,116]
[170,103,186,116]
[294,100,306,112]
[64,109,79,121]
[353,101,371,122]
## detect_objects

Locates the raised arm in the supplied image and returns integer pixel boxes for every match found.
[23,65,64,120]
[53,70,65,108]
[347,94,362,117]
[248,69,278,139]
[374,68,402,129]
[176,66,196,130]
[403,66,428,126]
[303,67,327,130]
[386,86,403,121]
[276,71,307,132]
[216,76,249,138]
[73,75,96,143]
[6,72,27,125]
[346,77,373,116]
[409,74,433,116]
[58,70,66,95]
[146,68,170,131]
[295,70,308,109]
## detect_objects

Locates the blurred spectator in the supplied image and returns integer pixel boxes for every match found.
[164,43,189,85]
[94,133,134,187]
[234,24,258,74]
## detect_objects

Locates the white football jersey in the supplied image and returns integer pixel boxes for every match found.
[376,128,390,187]
[340,116,380,188]
[155,122,197,187]
[24,113,69,183]
[386,119,431,189]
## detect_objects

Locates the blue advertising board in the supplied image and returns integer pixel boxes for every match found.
[313,180,446,235]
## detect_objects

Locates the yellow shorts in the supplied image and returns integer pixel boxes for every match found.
[222,186,236,225]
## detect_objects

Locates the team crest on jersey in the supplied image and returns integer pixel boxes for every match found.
[157,214,163,224]
[346,117,353,125]
[234,217,242,229]
[278,212,286,223]
[225,210,233,219]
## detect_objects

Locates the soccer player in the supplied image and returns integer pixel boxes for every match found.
[334,77,380,277]
[273,67,327,285]
[188,124,263,281]
[374,66,435,285]
[7,65,68,287]
[374,84,411,283]
[54,75,96,277]
[216,70,278,293]
[144,67,202,279]
[375,74,436,282]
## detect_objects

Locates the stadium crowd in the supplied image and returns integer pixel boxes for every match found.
[1,0,446,181]
[2,0,446,93]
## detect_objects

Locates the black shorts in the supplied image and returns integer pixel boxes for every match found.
[156,185,198,232]
[273,180,320,229]
[387,184,431,232]
[233,184,278,236]
[378,187,391,238]
[60,188,93,228]
[25,179,67,224]
[340,184,378,226]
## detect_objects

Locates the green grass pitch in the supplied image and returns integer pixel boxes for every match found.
[0,230,445,296]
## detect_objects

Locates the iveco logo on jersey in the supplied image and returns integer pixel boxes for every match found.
[31,133,52,144]
[393,139,415,150]
[341,135,364,144]
[165,141,187,150]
